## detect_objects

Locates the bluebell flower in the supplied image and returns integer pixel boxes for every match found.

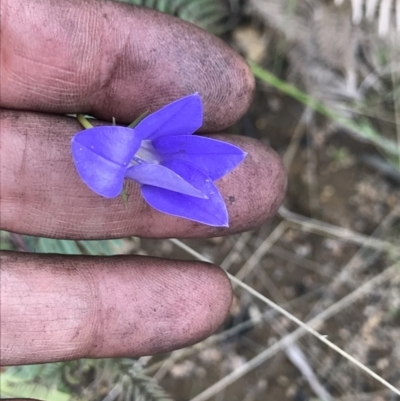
[71,94,246,227]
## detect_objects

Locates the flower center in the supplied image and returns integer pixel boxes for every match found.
[130,140,161,166]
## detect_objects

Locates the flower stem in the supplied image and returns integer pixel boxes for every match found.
[121,184,128,208]
[77,114,93,129]
[128,110,149,128]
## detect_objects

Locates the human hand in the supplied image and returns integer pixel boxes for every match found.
[0,0,286,366]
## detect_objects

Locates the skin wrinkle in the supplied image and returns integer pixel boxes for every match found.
[94,11,133,110]
[72,258,102,358]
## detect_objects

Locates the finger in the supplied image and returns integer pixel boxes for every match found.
[1,251,231,365]
[0,110,286,239]
[0,0,254,131]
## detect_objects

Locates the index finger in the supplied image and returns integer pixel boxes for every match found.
[0,0,254,131]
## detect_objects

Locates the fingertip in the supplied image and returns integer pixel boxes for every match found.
[184,263,232,344]
[85,259,233,357]
[216,135,287,232]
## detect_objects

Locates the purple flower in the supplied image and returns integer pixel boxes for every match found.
[71,94,246,227]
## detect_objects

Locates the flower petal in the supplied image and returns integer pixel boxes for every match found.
[72,126,140,165]
[140,160,229,227]
[71,149,126,198]
[153,135,247,180]
[134,94,203,140]
[71,126,141,198]
[125,164,208,199]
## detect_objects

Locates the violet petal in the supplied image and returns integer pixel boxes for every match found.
[71,126,141,198]
[125,164,208,199]
[134,94,203,141]
[140,160,229,227]
[153,135,247,180]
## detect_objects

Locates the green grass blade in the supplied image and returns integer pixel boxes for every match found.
[250,61,400,158]
[1,371,71,401]
[22,236,124,256]
[128,110,149,128]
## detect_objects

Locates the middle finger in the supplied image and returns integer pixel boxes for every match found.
[0,109,286,239]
